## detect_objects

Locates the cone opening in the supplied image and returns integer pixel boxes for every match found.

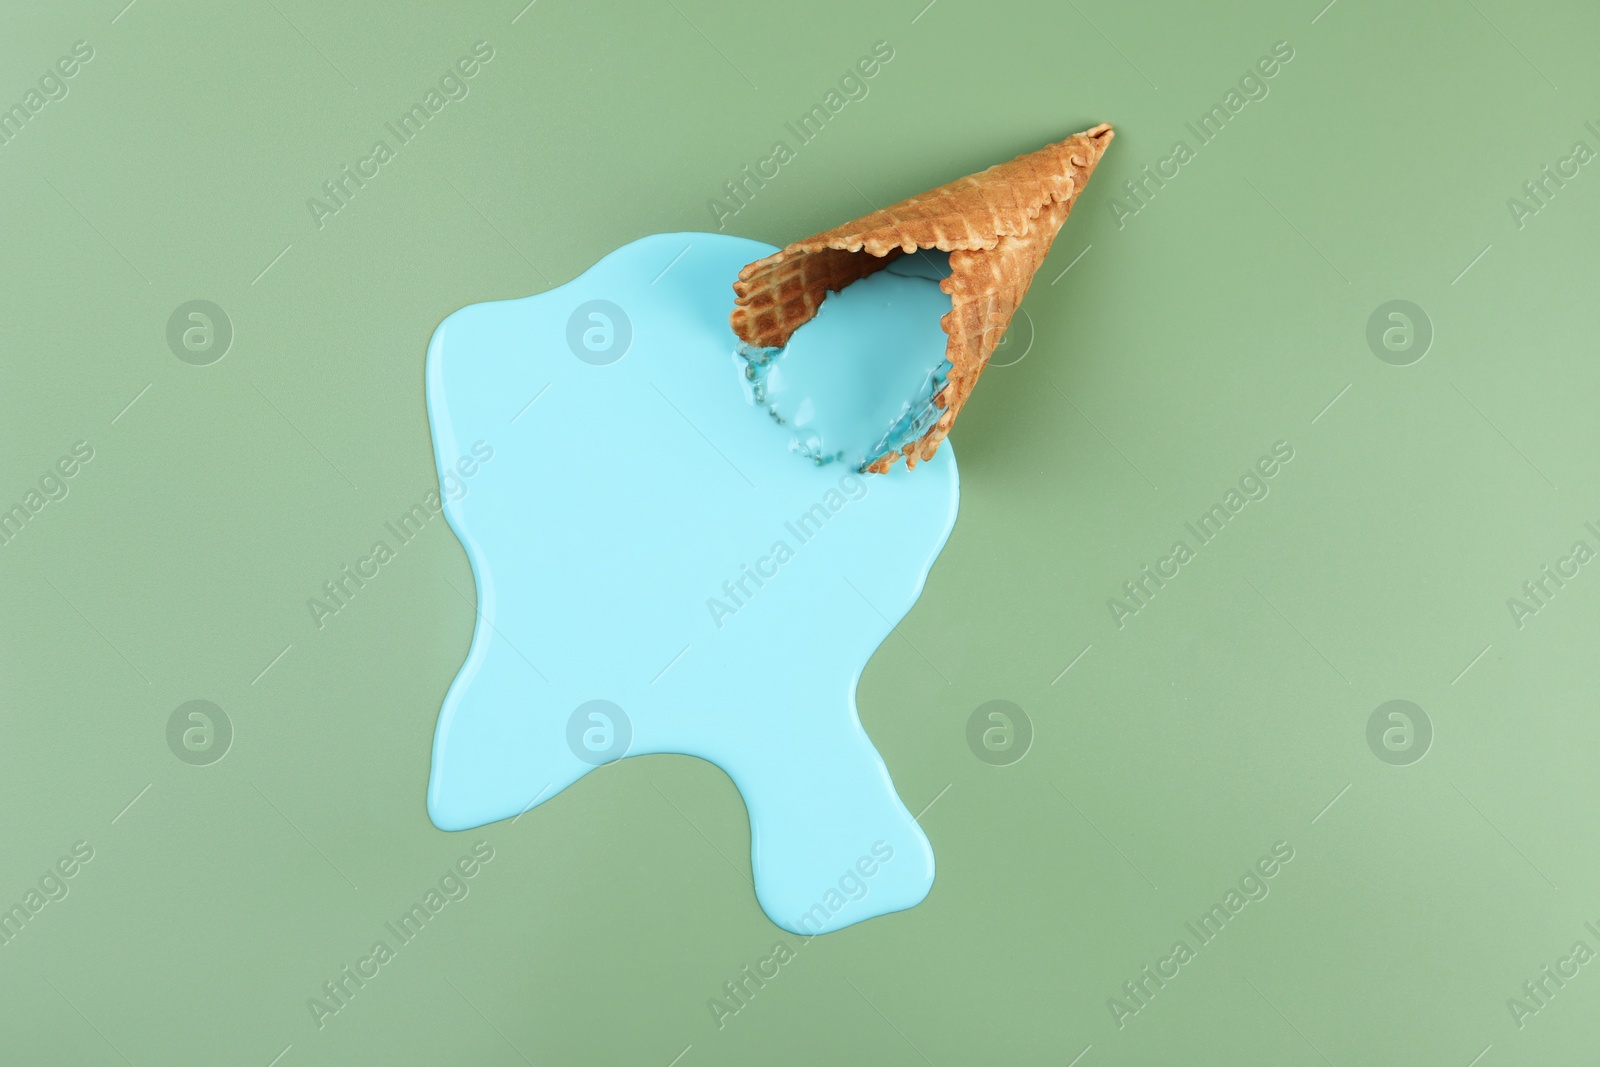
[736,250,957,472]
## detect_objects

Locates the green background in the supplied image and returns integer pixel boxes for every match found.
[3,0,1598,1063]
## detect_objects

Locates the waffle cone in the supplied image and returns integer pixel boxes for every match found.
[730,123,1113,472]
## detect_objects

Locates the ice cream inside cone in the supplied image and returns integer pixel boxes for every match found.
[735,250,956,469]
[731,123,1113,473]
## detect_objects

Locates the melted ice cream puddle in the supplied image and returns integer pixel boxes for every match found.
[424,234,959,935]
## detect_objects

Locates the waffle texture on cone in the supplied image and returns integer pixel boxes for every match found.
[730,123,1113,472]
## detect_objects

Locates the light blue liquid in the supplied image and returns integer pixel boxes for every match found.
[739,251,954,469]
[424,233,959,935]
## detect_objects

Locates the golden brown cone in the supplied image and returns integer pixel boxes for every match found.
[730,123,1113,472]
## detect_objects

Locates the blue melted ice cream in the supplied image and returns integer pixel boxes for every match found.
[424,233,959,934]
[739,251,954,469]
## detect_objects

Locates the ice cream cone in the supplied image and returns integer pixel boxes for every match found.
[730,123,1113,472]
